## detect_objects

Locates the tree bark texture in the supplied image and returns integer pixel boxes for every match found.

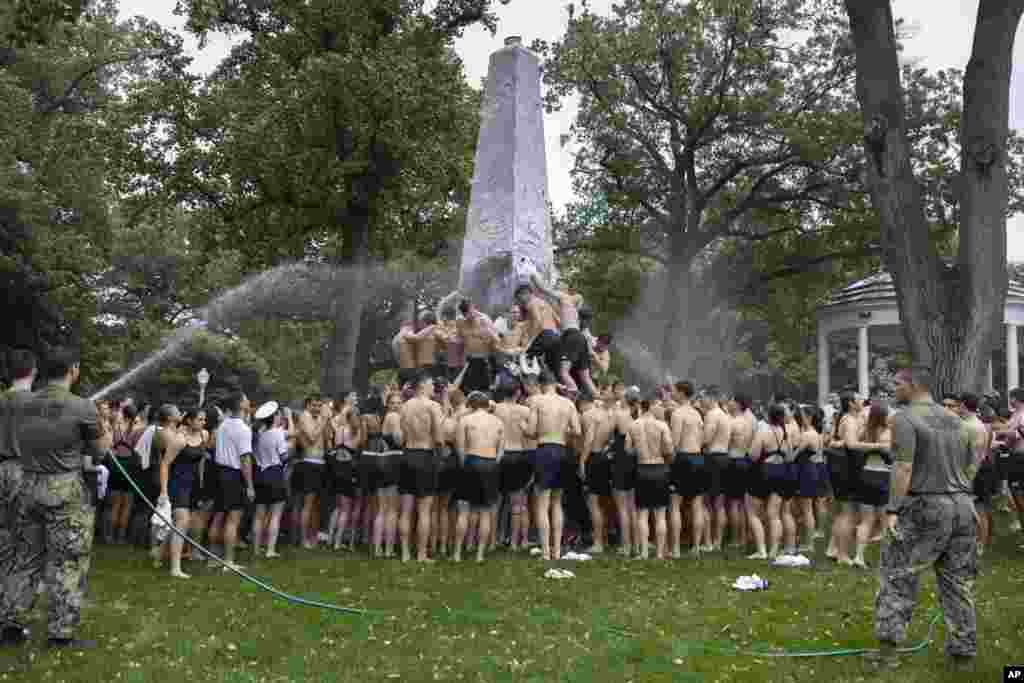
[844,0,1023,394]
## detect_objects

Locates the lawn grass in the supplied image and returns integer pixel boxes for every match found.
[2,515,1023,682]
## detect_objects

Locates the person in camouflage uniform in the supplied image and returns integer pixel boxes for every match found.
[0,347,110,650]
[871,365,977,671]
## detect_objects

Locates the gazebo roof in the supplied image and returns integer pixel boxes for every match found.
[820,270,1024,310]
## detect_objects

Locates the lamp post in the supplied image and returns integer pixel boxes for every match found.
[197,368,210,408]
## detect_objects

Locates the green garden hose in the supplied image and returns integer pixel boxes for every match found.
[108,455,368,615]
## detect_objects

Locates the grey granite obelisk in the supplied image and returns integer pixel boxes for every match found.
[459,36,557,313]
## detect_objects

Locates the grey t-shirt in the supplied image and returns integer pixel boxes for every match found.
[891,399,973,494]
[14,384,101,474]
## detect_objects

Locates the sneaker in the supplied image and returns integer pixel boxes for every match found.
[47,637,98,650]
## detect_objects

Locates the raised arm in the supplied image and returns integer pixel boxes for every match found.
[435,289,461,321]
[529,273,560,304]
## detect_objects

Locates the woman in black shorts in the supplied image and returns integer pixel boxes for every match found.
[826,393,863,564]
[360,390,398,558]
[851,402,892,569]
[327,398,361,551]
[106,404,143,544]
[793,406,826,552]
[747,403,792,560]
[189,408,219,554]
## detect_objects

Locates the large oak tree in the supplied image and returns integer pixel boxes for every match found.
[844,0,1024,393]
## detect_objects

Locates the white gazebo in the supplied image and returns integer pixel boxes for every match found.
[816,271,1024,405]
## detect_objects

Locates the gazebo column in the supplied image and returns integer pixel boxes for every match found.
[1008,323,1019,395]
[857,325,870,398]
[986,359,995,394]
[817,328,829,406]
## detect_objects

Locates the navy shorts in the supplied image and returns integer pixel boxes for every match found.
[255,464,288,505]
[533,443,568,490]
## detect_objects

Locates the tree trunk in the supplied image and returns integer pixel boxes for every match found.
[320,199,372,396]
[351,307,376,394]
[844,0,1022,395]
[659,225,701,379]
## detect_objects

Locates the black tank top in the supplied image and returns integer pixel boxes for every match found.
[177,444,206,465]
[761,430,785,463]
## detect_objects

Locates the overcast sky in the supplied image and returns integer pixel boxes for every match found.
[119,0,1024,259]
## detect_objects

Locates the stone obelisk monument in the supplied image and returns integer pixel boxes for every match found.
[459,36,557,312]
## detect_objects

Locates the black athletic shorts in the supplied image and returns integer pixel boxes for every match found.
[527,329,561,376]
[292,461,326,496]
[458,455,501,508]
[327,449,358,498]
[635,463,670,510]
[856,469,890,508]
[673,452,706,497]
[399,448,440,496]
[612,448,637,491]
[973,459,1000,505]
[397,368,418,387]
[706,452,729,497]
[359,453,398,493]
[559,329,590,372]
[500,450,534,493]
[725,457,751,499]
[462,357,492,394]
[255,464,288,505]
[438,450,461,494]
[827,448,852,500]
[216,466,247,512]
[585,449,613,497]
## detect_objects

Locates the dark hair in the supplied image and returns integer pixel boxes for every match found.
[8,348,37,380]
[766,403,787,428]
[942,393,960,404]
[467,391,490,410]
[181,408,206,425]
[494,381,517,402]
[514,284,531,299]
[40,346,80,382]
[734,393,752,412]
[121,403,139,424]
[416,370,434,387]
[362,388,385,417]
[838,391,858,416]
[865,402,890,442]
[205,407,223,433]
[420,311,438,326]
[156,404,179,425]
[539,370,557,386]
[458,299,472,316]
[579,306,593,323]
[304,394,322,408]
[960,392,979,413]
[1010,387,1024,404]
[703,386,722,402]
[639,399,652,413]
[226,391,247,415]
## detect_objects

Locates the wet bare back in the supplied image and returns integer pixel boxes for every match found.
[531,391,580,446]
[458,317,500,356]
[671,405,704,453]
[400,396,443,450]
[628,415,673,465]
[494,402,531,452]
[458,411,504,458]
[583,405,613,455]
[703,406,732,453]
[413,326,448,367]
[728,410,756,456]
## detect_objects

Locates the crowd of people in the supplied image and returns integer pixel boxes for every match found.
[0,274,1008,668]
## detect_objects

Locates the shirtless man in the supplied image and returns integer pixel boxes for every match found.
[530,274,597,398]
[610,387,638,555]
[453,392,504,562]
[398,372,445,562]
[436,290,464,383]
[514,283,562,379]
[669,381,704,558]
[727,394,757,550]
[295,395,330,549]
[393,321,418,388]
[457,299,501,393]
[410,312,450,380]
[493,382,533,551]
[579,393,615,553]
[701,388,732,552]
[527,371,581,561]
[628,397,675,560]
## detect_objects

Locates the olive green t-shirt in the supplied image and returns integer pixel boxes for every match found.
[891,399,973,494]
[14,384,101,474]
[0,388,31,462]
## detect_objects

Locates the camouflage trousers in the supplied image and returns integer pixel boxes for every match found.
[0,471,94,640]
[0,459,24,555]
[875,493,977,657]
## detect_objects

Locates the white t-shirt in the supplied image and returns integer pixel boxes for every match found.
[254,427,288,471]
[134,424,157,470]
[215,416,253,471]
